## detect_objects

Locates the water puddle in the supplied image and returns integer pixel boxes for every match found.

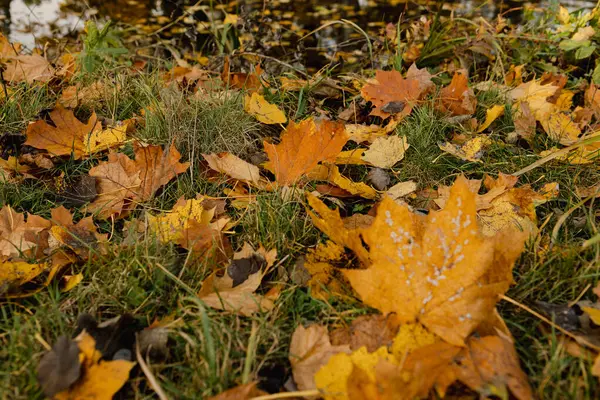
[1,0,597,68]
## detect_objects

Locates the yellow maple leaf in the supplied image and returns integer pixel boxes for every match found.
[147,196,228,244]
[539,112,581,145]
[84,121,130,154]
[315,346,395,400]
[307,176,526,346]
[244,92,287,124]
[55,332,134,400]
[361,135,409,168]
[0,260,48,288]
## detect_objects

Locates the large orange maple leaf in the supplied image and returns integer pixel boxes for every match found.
[360,70,426,118]
[264,118,347,186]
[307,176,527,346]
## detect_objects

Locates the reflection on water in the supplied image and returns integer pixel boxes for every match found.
[6,0,86,48]
[1,0,597,54]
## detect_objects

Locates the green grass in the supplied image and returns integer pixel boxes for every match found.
[2,26,600,400]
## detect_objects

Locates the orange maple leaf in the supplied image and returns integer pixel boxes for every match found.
[133,143,190,200]
[264,118,347,186]
[437,72,477,116]
[25,106,100,159]
[87,143,190,219]
[307,176,526,346]
[0,205,50,258]
[360,70,426,118]
[49,206,107,257]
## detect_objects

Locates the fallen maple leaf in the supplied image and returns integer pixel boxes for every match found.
[437,72,477,116]
[386,180,417,200]
[264,118,347,185]
[303,240,355,299]
[450,335,534,400]
[59,81,105,108]
[198,243,278,315]
[203,152,261,184]
[87,153,142,219]
[0,156,34,182]
[406,63,435,96]
[244,92,287,124]
[25,106,100,159]
[435,174,549,238]
[54,331,134,400]
[4,54,55,83]
[289,324,351,390]
[146,196,230,256]
[330,314,401,352]
[360,70,424,118]
[134,142,191,200]
[165,65,210,84]
[313,320,532,400]
[24,106,128,159]
[361,135,409,168]
[0,205,50,258]
[88,143,190,219]
[48,206,107,257]
[221,58,263,92]
[344,124,388,144]
[307,176,527,346]
[0,33,20,60]
[0,260,49,291]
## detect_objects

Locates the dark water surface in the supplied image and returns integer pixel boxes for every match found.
[1,0,597,68]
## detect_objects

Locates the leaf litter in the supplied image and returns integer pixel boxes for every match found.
[1,3,600,399]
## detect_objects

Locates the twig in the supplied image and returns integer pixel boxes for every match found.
[500,294,600,351]
[136,337,170,400]
[550,193,598,248]
[568,284,591,308]
[513,135,600,177]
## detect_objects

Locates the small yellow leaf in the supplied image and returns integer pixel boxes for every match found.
[62,273,84,292]
[147,197,219,243]
[327,164,378,199]
[386,180,417,200]
[335,149,369,165]
[0,260,48,287]
[315,346,395,400]
[558,6,570,24]
[439,136,492,162]
[203,152,261,184]
[477,105,505,132]
[84,121,129,154]
[582,306,600,325]
[244,93,287,124]
[344,124,387,143]
[361,135,409,168]
[223,13,239,25]
[55,332,134,400]
[540,112,581,145]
